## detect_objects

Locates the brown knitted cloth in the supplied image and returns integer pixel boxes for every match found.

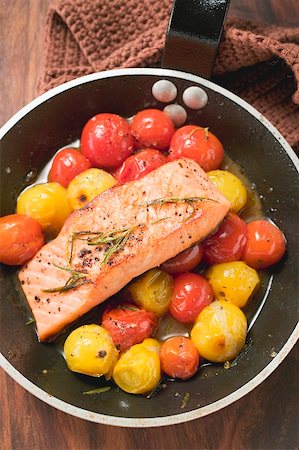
[38,0,299,152]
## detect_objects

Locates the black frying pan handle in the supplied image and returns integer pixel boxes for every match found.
[162,0,230,79]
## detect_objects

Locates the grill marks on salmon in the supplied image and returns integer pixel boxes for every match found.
[19,158,230,341]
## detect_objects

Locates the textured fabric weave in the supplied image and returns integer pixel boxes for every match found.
[38,0,299,152]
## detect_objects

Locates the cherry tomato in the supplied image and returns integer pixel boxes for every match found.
[169,273,213,323]
[191,300,247,363]
[17,182,71,238]
[0,214,44,265]
[160,336,199,380]
[131,109,175,151]
[64,324,118,379]
[242,220,286,269]
[114,148,168,184]
[161,243,203,274]
[207,170,247,213]
[101,303,158,352]
[169,125,224,172]
[113,341,161,394]
[48,148,91,187]
[81,113,134,169]
[206,261,260,308]
[202,213,247,264]
[128,268,173,317]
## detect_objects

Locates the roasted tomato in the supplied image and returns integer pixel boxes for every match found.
[169,125,224,172]
[114,148,168,184]
[113,340,161,394]
[161,243,204,274]
[169,272,213,323]
[0,214,44,265]
[242,220,286,269]
[17,182,71,238]
[128,268,173,316]
[206,261,260,308]
[48,148,91,187]
[207,170,247,213]
[131,109,175,151]
[67,168,116,210]
[81,113,134,169]
[191,301,247,363]
[202,213,247,264]
[160,336,200,380]
[64,324,118,379]
[101,303,158,352]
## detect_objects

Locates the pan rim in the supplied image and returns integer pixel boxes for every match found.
[1,67,298,426]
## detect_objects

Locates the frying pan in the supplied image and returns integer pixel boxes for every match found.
[0,0,298,427]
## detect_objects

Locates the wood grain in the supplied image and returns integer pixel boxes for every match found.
[1,1,299,449]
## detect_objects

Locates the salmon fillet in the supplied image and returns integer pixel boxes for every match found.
[19,158,230,341]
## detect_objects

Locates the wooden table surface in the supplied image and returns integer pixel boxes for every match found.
[1,1,298,449]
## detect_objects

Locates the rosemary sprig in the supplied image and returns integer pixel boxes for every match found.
[83,386,111,395]
[181,392,191,409]
[68,226,136,266]
[138,196,217,221]
[42,264,89,293]
[101,228,133,265]
[26,318,35,325]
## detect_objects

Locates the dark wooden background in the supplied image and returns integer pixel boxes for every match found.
[1,1,298,449]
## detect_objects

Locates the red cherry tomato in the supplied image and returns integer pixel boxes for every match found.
[0,214,44,265]
[161,243,204,275]
[169,273,213,323]
[131,109,175,151]
[202,213,247,264]
[48,148,91,187]
[81,113,134,169]
[114,148,168,184]
[160,336,200,380]
[242,220,286,269]
[169,125,224,171]
[101,302,158,352]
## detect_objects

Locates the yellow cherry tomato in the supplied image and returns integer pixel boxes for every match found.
[113,341,161,394]
[67,168,116,210]
[207,170,247,213]
[128,268,173,316]
[64,324,118,379]
[140,338,162,355]
[205,261,260,308]
[191,300,247,362]
[17,182,71,238]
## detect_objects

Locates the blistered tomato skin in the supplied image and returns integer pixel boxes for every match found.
[48,148,91,187]
[64,324,118,379]
[81,113,134,169]
[114,148,168,184]
[101,303,158,352]
[206,261,260,308]
[203,213,247,264]
[242,220,286,269]
[191,300,247,362]
[160,336,199,380]
[112,341,161,394]
[169,273,213,323]
[17,182,71,238]
[67,168,116,210]
[161,243,204,274]
[207,170,247,213]
[131,109,175,151]
[128,268,173,316]
[0,214,44,265]
[169,125,224,172]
